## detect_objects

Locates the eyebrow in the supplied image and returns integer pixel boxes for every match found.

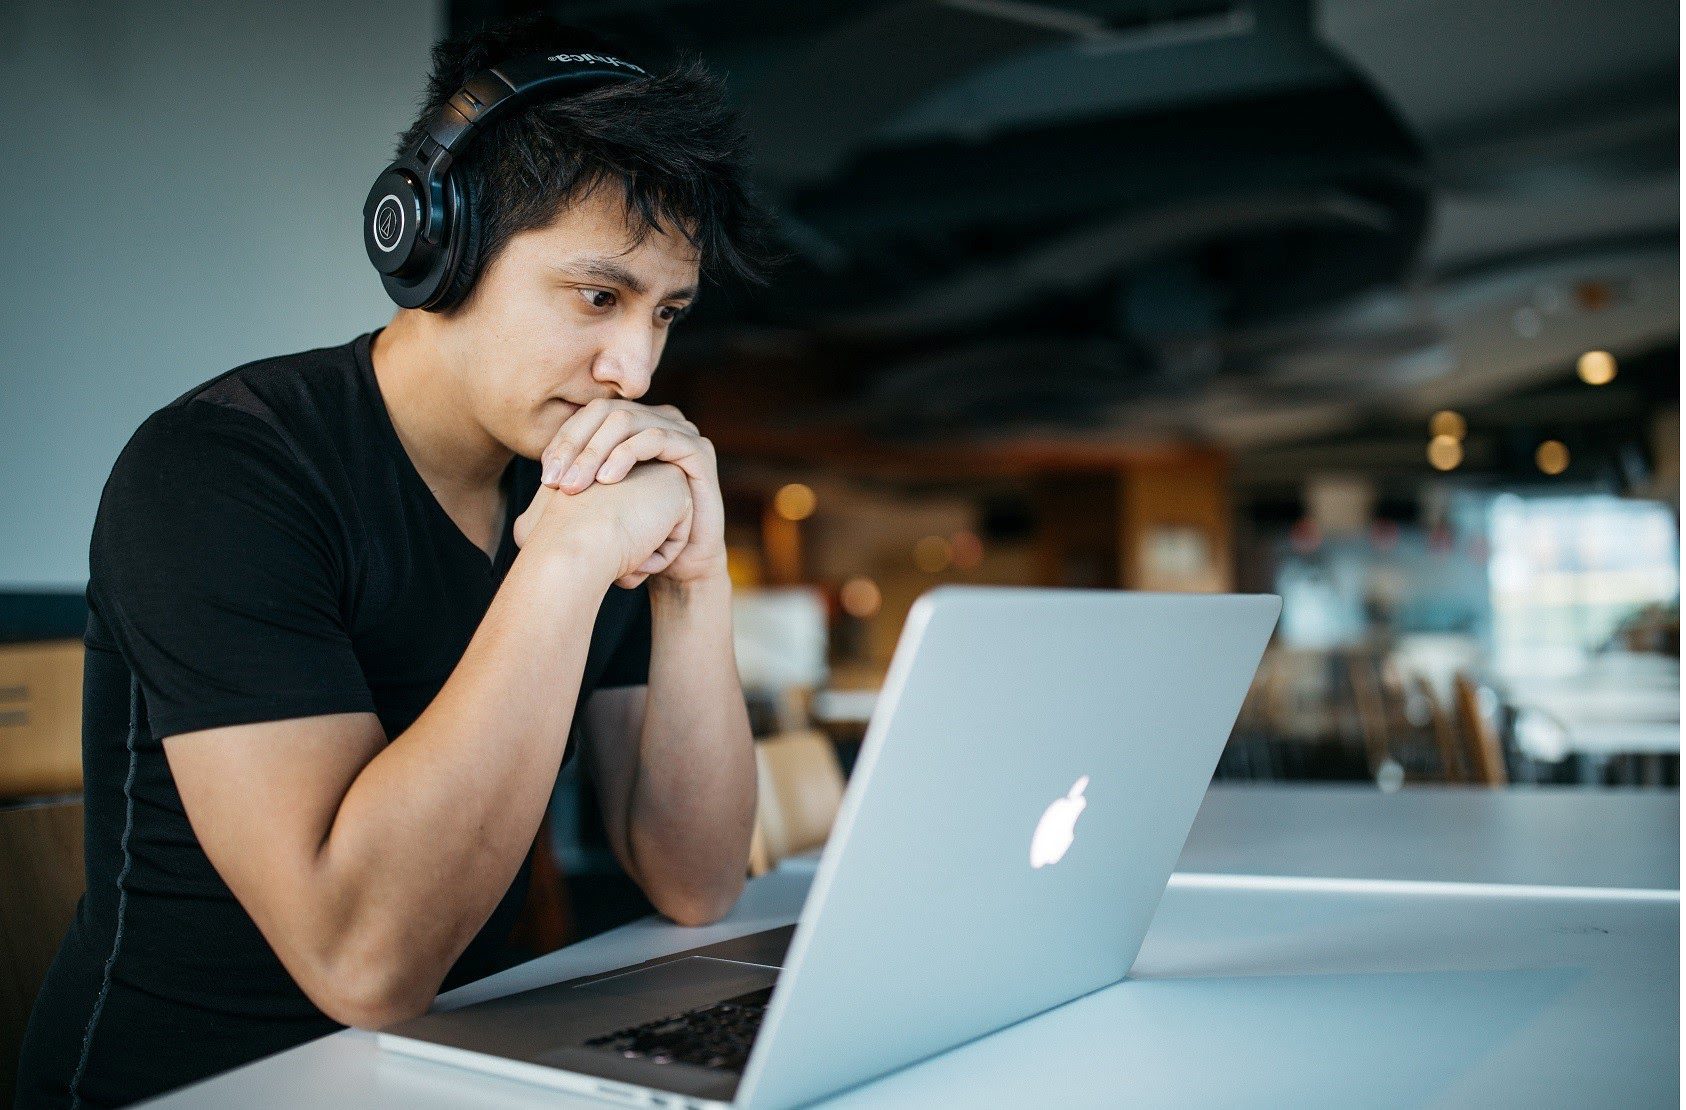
[567,257,699,304]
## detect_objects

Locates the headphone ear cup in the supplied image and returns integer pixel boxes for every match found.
[430,171,484,313]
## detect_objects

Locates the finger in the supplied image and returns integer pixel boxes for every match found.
[561,407,648,493]
[595,427,689,484]
[615,571,650,589]
[544,401,698,487]
[630,499,692,577]
[644,529,687,573]
[650,499,695,573]
[511,482,557,549]
[541,400,617,487]
[652,404,699,435]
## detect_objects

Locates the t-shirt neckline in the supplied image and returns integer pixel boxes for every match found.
[354,329,518,575]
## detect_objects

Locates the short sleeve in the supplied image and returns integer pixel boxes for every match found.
[89,403,375,741]
[594,582,651,690]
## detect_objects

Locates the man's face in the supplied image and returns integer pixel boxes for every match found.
[442,185,701,461]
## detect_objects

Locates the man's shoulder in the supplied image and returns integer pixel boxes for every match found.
[105,337,368,512]
[93,373,349,580]
[112,333,373,482]
[161,333,367,434]
[115,397,284,476]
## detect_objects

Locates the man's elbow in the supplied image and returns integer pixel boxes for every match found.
[299,947,437,1030]
[315,973,432,1030]
[654,875,747,928]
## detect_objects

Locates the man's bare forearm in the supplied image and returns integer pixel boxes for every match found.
[627,572,757,925]
[311,541,616,1022]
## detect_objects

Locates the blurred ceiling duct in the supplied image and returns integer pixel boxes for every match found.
[730,0,1431,361]
[845,336,1144,436]
[578,0,1427,347]
[822,188,1397,340]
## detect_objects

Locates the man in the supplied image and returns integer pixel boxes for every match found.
[18,15,772,1108]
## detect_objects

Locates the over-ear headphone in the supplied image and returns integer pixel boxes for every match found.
[364,51,649,312]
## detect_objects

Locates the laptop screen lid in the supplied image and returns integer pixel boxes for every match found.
[736,587,1280,1109]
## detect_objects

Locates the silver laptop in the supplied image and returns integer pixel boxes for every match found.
[378,586,1281,1108]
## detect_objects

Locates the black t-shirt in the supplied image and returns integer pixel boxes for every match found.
[16,331,650,1109]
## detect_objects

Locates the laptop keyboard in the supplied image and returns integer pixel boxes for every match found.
[581,985,773,1072]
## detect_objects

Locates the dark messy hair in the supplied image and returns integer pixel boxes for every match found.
[395,14,778,310]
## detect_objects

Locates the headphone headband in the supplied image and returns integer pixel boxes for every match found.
[366,51,649,311]
[412,53,648,177]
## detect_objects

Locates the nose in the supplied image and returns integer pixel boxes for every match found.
[592,318,658,400]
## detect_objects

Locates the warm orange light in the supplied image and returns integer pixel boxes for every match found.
[949,530,984,570]
[773,483,816,521]
[1577,350,1616,386]
[913,535,952,573]
[1536,440,1570,475]
[839,576,882,619]
[1428,410,1466,440]
[1427,435,1463,471]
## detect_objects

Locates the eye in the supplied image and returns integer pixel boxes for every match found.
[578,288,617,310]
[657,304,691,324]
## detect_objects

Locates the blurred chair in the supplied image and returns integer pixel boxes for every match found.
[0,798,85,1104]
[1347,652,1469,786]
[0,639,84,800]
[1344,651,1408,787]
[509,815,575,955]
[1452,673,1509,787]
[749,730,846,877]
[1412,674,1466,784]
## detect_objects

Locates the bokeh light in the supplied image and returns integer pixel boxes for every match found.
[913,535,952,573]
[1428,410,1466,439]
[1576,350,1616,386]
[839,576,882,619]
[773,482,816,521]
[1427,434,1463,471]
[949,530,984,570]
[1536,440,1570,475]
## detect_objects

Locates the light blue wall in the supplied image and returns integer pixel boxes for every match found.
[0,1,443,588]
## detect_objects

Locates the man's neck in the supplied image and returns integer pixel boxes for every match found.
[369,310,512,498]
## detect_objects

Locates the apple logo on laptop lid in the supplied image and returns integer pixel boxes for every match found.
[1030,775,1089,868]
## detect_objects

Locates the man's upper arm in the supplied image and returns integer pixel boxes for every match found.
[578,684,648,883]
[163,712,385,994]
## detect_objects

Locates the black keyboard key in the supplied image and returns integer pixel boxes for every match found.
[581,986,774,1072]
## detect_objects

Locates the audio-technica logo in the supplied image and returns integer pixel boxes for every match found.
[372,194,404,252]
[547,52,647,75]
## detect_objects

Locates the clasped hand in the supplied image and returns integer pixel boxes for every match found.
[512,399,726,590]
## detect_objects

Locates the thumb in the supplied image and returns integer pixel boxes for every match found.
[513,482,558,549]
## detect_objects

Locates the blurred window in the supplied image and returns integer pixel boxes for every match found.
[1487,494,1679,678]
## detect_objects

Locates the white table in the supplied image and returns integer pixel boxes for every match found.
[1176,783,1679,894]
[779,784,1681,895]
[146,789,1680,1108]
[1506,666,1680,764]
